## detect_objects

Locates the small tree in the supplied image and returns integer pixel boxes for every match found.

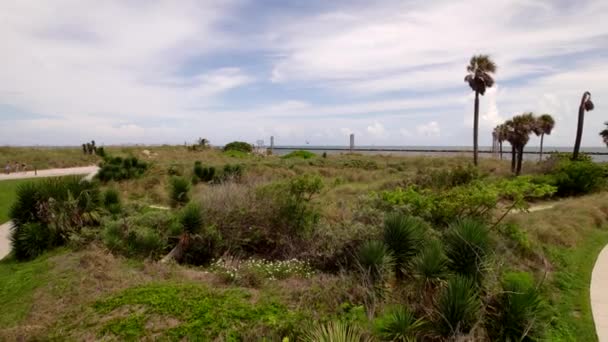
[600,122,608,147]
[536,114,555,161]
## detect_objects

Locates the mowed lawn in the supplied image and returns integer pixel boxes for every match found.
[0,178,39,223]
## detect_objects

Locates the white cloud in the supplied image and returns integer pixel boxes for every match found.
[417,121,440,137]
[367,121,387,138]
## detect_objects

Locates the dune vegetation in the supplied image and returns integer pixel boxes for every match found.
[0,145,607,341]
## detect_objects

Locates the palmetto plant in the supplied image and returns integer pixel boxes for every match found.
[601,122,608,147]
[443,218,489,282]
[169,176,191,207]
[302,321,372,342]
[573,91,594,160]
[383,213,426,279]
[374,306,426,342]
[465,54,497,166]
[504,113,537,175]
[536,114,555,161]
[161,202,204,263]
[434,275,481,337]
[357,240,395,285]
[413,239,449,286]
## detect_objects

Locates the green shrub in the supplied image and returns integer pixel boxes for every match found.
[302,321,370,342]
[374,306,425,341]
[169,176,190,206]
[213,164,243,183]
[179,202,204,234]
[548,159,605,196]
[102,188,121,214]
[10,223,53,260]
[434,275,481,337]
[415,164,480,189]
[167,163,183,176]
[343,159,379,170]
[282,150,316,159]
[383,213,426,278]
[223,141,253,153]
[322,152,328,158]
[95,146,106,158]
[97,156,148,182]
[102,221,165,258]
[193,161,215,183]
[280,174,324,234]
[443,219,489,282]
[487,272,546,341]
[357,240,394,284]
[502,223,532,254]
[413,239,448,284]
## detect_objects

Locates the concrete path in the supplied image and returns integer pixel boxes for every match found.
[592,245,608,341]
[0,166,99,260]
[0,165,98,181]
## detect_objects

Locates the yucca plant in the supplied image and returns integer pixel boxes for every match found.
[443,218,489,282]
[161,202,204,263]
[357,240,394,285]
[169,176,191,207]
[103,188,122,214]
[383,213,426,279]
[434,275,481,337]
[413,239,448,285]
[302,321,371,342]
[486,272,546,341]
[374,306,426,341]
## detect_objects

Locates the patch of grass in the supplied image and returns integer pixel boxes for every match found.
[0,178,36,223]
[0,252,54,328]
[282,150,316,159]
[0,146,99,170]
[93,282,302,340]
[545,229,608,341]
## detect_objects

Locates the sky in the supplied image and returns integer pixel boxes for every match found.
[1,0,607,147]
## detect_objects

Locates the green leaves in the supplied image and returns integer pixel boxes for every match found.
[435,275,481,337]
[443,219,489,282]
[383,213,426,278]
[374,306,426,341]
[179,202,203,235]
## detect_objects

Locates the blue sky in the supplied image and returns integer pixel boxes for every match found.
[1,0,607,147]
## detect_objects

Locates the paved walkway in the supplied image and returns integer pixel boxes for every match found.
[592,245,608,341]
[0,166,99,260]
[0,165,98,181]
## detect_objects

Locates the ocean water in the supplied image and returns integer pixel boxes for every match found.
[272,146,608,162]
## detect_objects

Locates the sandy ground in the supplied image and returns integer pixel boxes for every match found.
[0,165,99,181]
[592,246,608,341]
[0,166,99,260]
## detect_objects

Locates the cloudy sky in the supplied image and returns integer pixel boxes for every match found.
[1,0,607,147]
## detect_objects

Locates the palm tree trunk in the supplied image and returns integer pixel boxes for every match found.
[161,233,190,263]
[511,145,516,173]
[539,133,544,161]
[473,91,480,166]
[516,146,524,176]
[573,94,587,160]
[499,141,503,160]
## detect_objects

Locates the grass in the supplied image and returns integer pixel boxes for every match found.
[0,146,98,170]
[0,252,53,328]
[0,178,40,223]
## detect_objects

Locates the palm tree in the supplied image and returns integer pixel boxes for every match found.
[573,92,594,160]
[465,55,497,166]
[536,114,555,161]
[504,114,536,175]
[600,122,608,147]
[495,124,508,160]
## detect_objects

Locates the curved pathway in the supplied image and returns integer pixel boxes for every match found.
[0,166,99,260]
[592,246,608,341]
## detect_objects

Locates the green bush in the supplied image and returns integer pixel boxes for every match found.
[343,159,379,170]
[282,150,316,159]
[179,202,204,235]
[95,146,106,158]
[167,163,183,176]
[415,164,480,189]
[302,321,370,342]
[486,272,546,341]
[97,155,148,182]
[383,213,426,278]
[223,141,253,153]
[193,161,215,183]
[434,275,481,337]
[281,174,324,234]
[169,176,191,206]
[374,306,425,341]
[102,221,164,258]
[9,177,102,260]
[357,240,394,284]
[443,219,489,282]
[213,164,243,183]
[413,239,448,284]
[102,188,121,214]
[547,159,606,196]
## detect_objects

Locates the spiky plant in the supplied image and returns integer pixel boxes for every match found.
[413,239,449,285]
[487,273,546,341]
[169,176,191,207]
[302,321,371,342]
[374,306,426,342]
[443,219,489,282]
[103,188,121,214]
[161,202,204,263]
[434,275,481,337]
[465,54,497,166]
[357,240,394,285]
[383,213,426,279]
[10,223,53,260]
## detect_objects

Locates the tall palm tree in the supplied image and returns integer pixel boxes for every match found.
[573,91,594,160]
[600,122,608,147]
[465,55,497,166]
[495,124,508,160]
[536,114,555,161]
[504,114,536,175]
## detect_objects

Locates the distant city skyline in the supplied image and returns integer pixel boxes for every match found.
[0,0,607,148]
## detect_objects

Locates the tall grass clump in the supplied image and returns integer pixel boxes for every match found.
[357,240,394,285]
[486,272,547,341]
[443,218,489,282]
[169,176,191,207]
[413,239,448,286]
[161,202,204,263]
[193,161,215,183]
[434,275,481,337]
[383,213,426,278]
[374,306,425,341]
[102,188,121,214]
[302,321,370,342]
[97,155,148,182]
